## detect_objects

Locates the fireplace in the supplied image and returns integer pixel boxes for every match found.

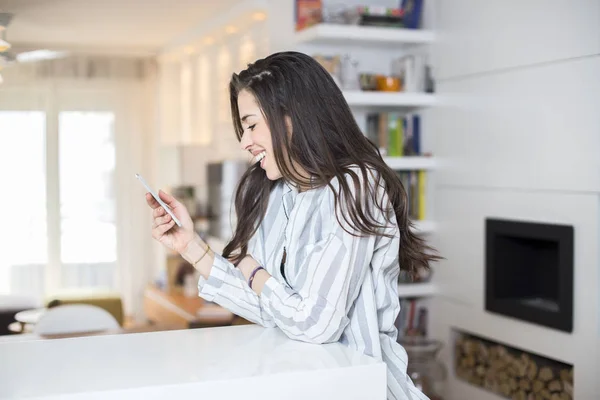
[485,218,573,333]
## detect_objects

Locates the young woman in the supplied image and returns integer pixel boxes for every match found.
[146,51,440,400]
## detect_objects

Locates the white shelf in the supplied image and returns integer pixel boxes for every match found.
[384,156,436,170]
[295,24,435,47]
[343,91,436,110]
[413,220,436,234]
[397,282,437,298]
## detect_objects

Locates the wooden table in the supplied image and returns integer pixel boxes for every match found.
[143,285,251,329]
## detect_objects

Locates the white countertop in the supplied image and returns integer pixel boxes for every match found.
[0,324,386,399]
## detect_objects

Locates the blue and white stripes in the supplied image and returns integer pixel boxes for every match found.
[198,168,429,400]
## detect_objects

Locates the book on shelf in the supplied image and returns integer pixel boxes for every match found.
[366,112,422,157]
[294,0,424,31]
[355,6,404,28]
[395,298,428,339]
[295,0,322,31]
[349,1,424,30]
[397,170,426,220]
[399,0,424,30]
[366,112,427,220]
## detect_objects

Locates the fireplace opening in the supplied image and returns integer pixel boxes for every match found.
[485,218,573,333]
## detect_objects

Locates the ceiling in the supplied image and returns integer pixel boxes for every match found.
[1,0,244,54]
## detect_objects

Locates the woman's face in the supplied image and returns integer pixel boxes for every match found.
[238,89,282,181]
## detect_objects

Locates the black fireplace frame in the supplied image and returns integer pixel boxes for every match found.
[485,218,574,333]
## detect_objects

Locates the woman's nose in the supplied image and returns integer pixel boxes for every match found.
[240,129,252,151]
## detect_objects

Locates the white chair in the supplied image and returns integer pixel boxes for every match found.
[0,294,42,335]
[34,304,120,336]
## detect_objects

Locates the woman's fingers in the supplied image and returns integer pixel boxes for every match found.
[146,193,160,209]
[158,190,180,209]
[154,214,171,226]
[152,216,175,239]
[148,191,180,248]
[152,206,166,219]
[156,219,175,235]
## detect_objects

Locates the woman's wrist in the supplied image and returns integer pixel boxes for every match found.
[250,269,270,295]
[180,234,205,263]
[180,235,213,277]
[237,255,261,280]
[237,255,270,295]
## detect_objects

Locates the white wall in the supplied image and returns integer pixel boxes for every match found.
[179,20,270,205]
[429,0,600,399]
[156,12,270,206]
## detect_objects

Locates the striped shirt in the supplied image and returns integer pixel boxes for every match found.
[198,168,429,400]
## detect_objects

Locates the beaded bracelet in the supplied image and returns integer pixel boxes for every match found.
[248,265,265,289]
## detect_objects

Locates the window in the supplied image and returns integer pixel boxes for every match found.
[59,112,117,288]
[0,110,118,296]
[0,112,47,295]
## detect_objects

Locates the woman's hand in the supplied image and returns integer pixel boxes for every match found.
[146,190,195,254]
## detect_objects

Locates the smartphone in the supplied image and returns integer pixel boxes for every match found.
[135,173,183,228]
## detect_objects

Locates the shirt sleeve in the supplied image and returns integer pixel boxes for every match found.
[197,235,276,328]
[258,170,389,344]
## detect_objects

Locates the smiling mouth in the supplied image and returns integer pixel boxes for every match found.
[253,151,266,164]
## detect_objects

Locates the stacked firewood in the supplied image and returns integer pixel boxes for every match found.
[455,334,574,400]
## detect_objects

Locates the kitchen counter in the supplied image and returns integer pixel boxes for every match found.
[0,324,386,399]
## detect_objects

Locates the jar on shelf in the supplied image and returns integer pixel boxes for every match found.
[340,54,360,90]
[400,337,447,400]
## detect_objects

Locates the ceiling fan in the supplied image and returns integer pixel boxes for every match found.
[0,12,68,69]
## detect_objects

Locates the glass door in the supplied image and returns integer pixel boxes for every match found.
[58,111,117,289]
[0,111,48,296]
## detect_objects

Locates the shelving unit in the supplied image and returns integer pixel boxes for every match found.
[413,220,436,235]
[383,156,436,171]
[343,91,436,111]
[296,21,439,307]
[295,23,435,48]
[397,282,437,298]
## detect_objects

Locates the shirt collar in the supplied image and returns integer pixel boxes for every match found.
[283,175,316,196]
[283,180,299,196]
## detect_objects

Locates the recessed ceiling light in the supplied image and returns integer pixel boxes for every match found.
[203,37,214,45]
[225,26,237,34]
[183,46,195,55]
[16,49,67,63]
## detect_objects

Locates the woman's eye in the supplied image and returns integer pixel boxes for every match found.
[248,124,256,131]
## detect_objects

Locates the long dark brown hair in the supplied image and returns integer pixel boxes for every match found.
[223,51,440,279]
